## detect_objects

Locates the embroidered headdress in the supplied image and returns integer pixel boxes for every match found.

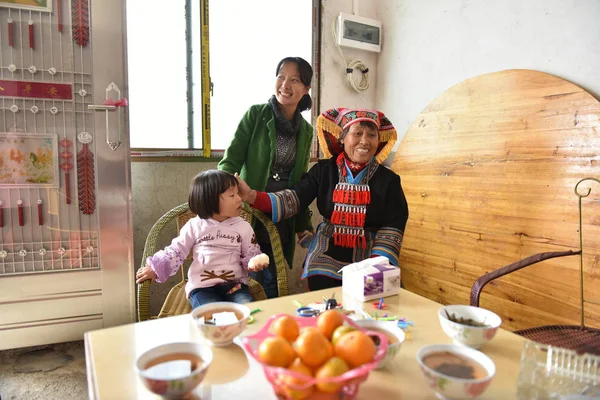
[315,108,398,249]
[316,108,397,164]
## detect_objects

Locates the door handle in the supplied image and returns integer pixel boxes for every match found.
[87,82,127,151]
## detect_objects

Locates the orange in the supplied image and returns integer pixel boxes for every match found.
[316,310,345,340]
[331,325,356,346]
[334,330,376,368]
[270,315,300,342]
[282,358,314,400]
[299,326,319,336]
[258,336,295,368]
[315,356,350,393]
[325,340,334,359]
[294,329,331,369]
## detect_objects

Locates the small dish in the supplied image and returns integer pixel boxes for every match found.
[191,301,250,346]
[438,305,501,348]
[135,341,212,399]
[416,343,495,399]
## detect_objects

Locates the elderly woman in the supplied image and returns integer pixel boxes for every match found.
[238,108,409,290]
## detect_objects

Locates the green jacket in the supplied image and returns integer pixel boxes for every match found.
[218,103,314,268]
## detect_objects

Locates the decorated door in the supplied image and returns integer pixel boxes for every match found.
[0,0,134,349]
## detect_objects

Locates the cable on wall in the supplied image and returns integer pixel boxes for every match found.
[331,17,370,94]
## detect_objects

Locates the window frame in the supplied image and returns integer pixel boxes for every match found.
[130,0,321,160]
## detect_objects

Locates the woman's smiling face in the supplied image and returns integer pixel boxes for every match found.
[275,62,309,109]
[340,122,379,164]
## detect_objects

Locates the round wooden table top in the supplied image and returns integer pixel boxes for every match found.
[391,69,600,331]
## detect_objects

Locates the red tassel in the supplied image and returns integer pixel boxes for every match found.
[37,200,43,225]
[333,188,342,203]
[72,0,90,47]
[7,19,13,47]
[77,143,96,215]
[28,21,34,49]
[57,0,63,33]
[18,200,24,226]
[65,171,71,204]
[60,138,74,205]
[362,235,367,248]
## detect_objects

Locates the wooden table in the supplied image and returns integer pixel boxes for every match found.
[84,288,525,399]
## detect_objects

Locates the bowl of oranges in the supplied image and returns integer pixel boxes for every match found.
[241,310,388,400]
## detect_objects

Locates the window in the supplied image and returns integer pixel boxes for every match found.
[127,0,314,153]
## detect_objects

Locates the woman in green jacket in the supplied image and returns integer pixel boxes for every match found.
[218,56,314,298]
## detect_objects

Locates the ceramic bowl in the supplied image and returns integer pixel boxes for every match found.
[135,342,212,399]
[191,301,250,346]
[416,344,495,400]
[438,305,502,348]
[354,319,405,369]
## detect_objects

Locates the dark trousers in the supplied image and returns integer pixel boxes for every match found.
[189,282,253,309]
[250,243,278,298]
[307,275,342,291]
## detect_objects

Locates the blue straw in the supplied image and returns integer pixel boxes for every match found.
[378,297,384,310]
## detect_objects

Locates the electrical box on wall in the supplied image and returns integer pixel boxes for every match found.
[336,12,382,53]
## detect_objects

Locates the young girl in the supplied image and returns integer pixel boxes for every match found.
[135,170,269,308]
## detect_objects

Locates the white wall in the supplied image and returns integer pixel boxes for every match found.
[320,0,379,110]
[375,0,600,143]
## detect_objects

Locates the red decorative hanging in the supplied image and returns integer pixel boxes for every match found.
[18,200,24,226]
[28,20,34,49]
[72,0,90,47]
[37,199,43,225]
[7,19,14,47]
[57,0,63,33]
[59,138,74,204]
[77,143,96,215]
[0,79,73,100]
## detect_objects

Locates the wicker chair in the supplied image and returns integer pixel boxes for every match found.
[470,178,600,355]
[137,202,289,322]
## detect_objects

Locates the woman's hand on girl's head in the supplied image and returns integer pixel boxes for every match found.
[234,173,257,203]
[135,265,157,284]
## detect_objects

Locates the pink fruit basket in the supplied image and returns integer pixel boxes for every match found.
[241,313,388,400]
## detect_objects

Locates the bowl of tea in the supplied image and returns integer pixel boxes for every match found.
[355,319,405,369]
[191,301,251,346]
[416,344,495,399]
[438,305,502,348]
[135,341,213,399]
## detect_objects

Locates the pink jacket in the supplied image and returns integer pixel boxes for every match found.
[147,216,262,297]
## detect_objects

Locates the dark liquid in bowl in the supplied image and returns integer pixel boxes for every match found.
[423,351,487,379]
[368,327,400,346]
[144,353,204,379]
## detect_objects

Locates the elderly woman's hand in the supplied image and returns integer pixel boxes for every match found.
[235,173,257,204]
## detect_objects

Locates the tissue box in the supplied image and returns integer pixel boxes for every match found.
[341,256,401,302]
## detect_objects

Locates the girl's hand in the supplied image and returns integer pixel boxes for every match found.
[235,173,257,204]
[248,253,269,272]
[136,265,157,284]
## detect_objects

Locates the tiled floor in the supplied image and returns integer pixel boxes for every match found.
[0,341,87,400]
